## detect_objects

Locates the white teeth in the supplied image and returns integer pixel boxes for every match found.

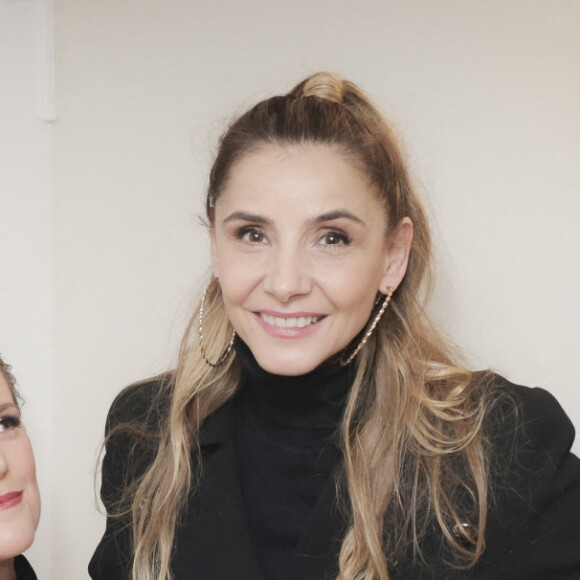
[260,314,320,329]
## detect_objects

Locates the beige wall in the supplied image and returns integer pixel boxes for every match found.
[1,0,579,577]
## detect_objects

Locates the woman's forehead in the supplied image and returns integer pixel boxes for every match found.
[218,144,383,213]
[235,141,369,177]
[0,376,16,405]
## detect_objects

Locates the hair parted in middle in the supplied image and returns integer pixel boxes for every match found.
[114,72,495,580]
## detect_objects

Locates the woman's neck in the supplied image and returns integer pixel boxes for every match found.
[0,558,16,580]
[233,336,356,429]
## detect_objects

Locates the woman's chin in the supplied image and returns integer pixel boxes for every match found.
[0,525,35,561]
[252,350,327,376]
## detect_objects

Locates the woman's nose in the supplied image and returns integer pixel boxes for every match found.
[263,245,313,303]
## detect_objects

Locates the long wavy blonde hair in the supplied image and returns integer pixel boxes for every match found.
[110,73,495,580]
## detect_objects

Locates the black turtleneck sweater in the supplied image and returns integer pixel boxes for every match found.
[234,339,355,580]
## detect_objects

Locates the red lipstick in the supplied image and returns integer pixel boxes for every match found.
[0,491,23,511]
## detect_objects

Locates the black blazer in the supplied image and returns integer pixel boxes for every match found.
[89,378,580,579]
[14,555,37,580]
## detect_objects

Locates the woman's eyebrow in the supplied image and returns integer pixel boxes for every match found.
[222,211,272,225]
[222,209,366,226]
[311,210,366,226]
[0,402,18,414]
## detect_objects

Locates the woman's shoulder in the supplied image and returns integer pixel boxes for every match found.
[485,374,576,463]
[105,372,174,435]
[479,375,580,578]
[99,374,174,506]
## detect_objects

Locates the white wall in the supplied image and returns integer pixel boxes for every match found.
[1,1,578,578]
[0,0,53,575]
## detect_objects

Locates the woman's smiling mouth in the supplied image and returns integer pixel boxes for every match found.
[252,311,328,338]
[259,313,324,329]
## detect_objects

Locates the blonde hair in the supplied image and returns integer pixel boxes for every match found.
[111,73,495,580]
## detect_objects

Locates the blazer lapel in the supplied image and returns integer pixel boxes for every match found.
[291,469,345,579]
[171,399,264,580]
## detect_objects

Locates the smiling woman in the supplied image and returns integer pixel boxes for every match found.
[210,145,412,376]
[90,73,580,580]
[0,357,40,580]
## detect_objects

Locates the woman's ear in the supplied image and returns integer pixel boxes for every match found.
[378,217,413,294]
[210,227,220,279]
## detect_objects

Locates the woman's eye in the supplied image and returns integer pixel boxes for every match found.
[320,231,351,246]
[0,415,21,433]
[237,228,266,244]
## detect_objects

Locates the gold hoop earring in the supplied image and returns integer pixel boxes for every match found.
[199,288,236,367]
[340,287,394,366]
